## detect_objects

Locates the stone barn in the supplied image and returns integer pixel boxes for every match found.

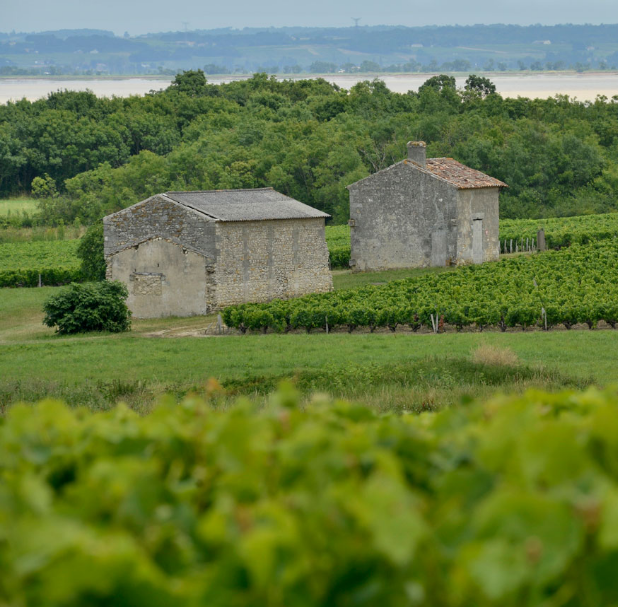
[347,141,507,271]
[103,188,333,318]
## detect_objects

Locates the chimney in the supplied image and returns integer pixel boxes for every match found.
[407,141,426,167]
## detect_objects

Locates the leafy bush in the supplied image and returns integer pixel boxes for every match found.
[77,222,106,281]
[43,280,131,334]
[3,386,618,605]
[325,224,351,268]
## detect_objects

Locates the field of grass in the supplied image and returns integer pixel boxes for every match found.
[0,197,37,216]
[1,282,616,412]
[0,225,85,244]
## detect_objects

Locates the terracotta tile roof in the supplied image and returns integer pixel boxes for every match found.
[422,158,508,189]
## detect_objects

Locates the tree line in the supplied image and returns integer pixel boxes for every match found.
[2,70,618,224]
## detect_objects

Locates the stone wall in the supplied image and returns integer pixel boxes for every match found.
[214,218,333,308]
[348,161,458,271]
[107,237,210,318]
[103,194,216,261]
[455,188,500,264]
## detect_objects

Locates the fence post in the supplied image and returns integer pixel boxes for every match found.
[217,314,223,335]
[510,239,513,254]
[537,228,546,252]
[325,315,329,334]
[38,274,42,288]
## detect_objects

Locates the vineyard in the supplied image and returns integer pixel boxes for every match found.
[223,240,618,333]
[325,213,618,268]
[3,387,618,606]
[0,240,83,287]
[500,212,618,249]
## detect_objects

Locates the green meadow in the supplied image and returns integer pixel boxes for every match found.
[0,282,614,412]
[0,197,37,216]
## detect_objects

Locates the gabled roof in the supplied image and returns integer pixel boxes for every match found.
[163,188,330,222]
[347,158,507,190]
[423,158,507,189]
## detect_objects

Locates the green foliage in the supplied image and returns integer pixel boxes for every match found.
[4,72,618,223]
[3,386,618,605]
[0,240,82,287]
[42,281,131,334]
[223,240,618,333]
[500,212,618,249]
[464,74,497,97]
[168,69,211,96]
[76,222,106,281]
[325,224,351,268]
[31,173,58,199]
[418,74,457,92]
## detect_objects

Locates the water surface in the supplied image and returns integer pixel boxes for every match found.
[1,73,617,104]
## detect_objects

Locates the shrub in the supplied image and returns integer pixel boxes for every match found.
[43,280,131,334]
[77,222,106,281]
[3,387,618,605]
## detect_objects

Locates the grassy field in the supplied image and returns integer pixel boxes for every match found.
[1,281,616,412]
[0,197,37,216]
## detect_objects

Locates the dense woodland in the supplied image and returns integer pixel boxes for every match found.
[2,70,618,223]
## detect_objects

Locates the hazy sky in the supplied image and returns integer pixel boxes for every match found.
[3,0,617,35]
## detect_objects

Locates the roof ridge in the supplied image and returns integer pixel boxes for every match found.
[348,157,507,190]
[165,187,275,194]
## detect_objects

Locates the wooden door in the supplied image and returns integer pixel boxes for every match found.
[431,229,447,266]
[472,219,484,264]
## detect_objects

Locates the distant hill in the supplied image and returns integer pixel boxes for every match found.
[1,24,617,76]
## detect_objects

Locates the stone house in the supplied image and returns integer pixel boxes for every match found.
[103,188,333,318]
[347,141,507,271]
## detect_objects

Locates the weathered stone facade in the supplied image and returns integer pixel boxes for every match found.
[347,142,506,272]
[104,189,332,318]
[215,219,332,308]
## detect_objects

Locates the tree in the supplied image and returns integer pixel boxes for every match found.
[43,281,131,335]
[77,222,106,281]
[309,62,337,74]
[203,64,230,75]
[418,74,456,94]
[359,60,381,72]
[31,173,58,198]
[464,74,497,97]
[168,70,208,96]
